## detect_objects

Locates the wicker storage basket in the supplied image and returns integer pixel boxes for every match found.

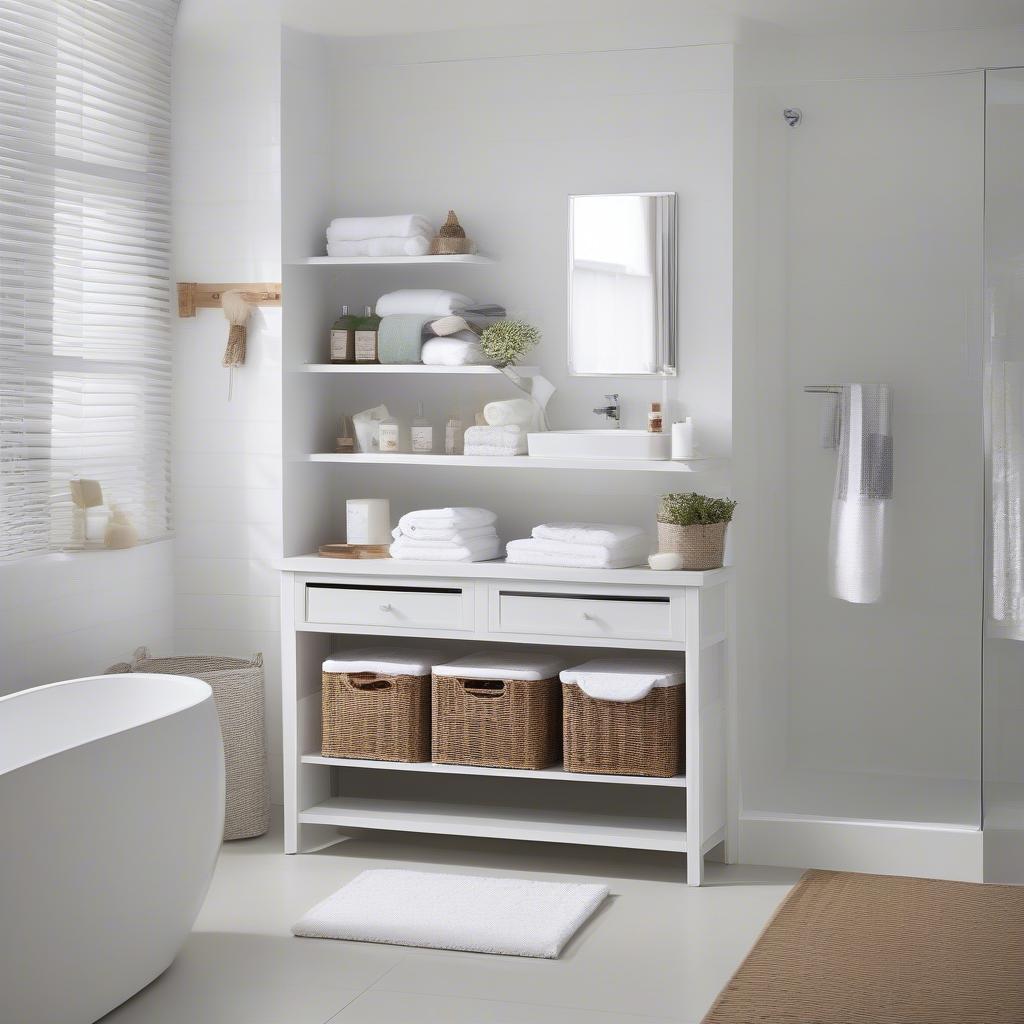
[321,647,441,762]
[657,521,728,571]
[432,653,566,770]
[108,647,269,840]
[561,658,685,777]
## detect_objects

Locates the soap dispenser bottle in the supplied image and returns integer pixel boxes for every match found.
[411,401,433,454]
[329,305,356,363]
[354,304,380,363]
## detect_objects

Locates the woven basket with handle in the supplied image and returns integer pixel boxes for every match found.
[322,669,431,762]
[108,647,269,841]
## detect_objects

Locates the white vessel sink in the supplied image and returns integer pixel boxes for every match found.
[527,429,671,461]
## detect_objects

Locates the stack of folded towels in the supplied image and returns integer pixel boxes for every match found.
[505,522,649,568]
[390,508,501,562]
[325,214,435,258]
[463,398,537,457]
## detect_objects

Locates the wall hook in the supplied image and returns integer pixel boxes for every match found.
[783,107,802,127]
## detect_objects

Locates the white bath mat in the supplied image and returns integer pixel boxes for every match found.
[292,869,609,959]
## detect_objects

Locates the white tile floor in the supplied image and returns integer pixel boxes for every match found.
[102,815,798,1024]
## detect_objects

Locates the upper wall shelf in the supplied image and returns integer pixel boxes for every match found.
[293,364,533,375]
[286,254,495,266]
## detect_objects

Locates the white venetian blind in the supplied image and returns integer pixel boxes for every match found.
[0,0,177,559]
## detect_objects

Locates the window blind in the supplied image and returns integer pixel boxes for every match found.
[0,0,177,559]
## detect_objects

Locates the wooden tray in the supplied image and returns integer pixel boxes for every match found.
[318,543,391,560]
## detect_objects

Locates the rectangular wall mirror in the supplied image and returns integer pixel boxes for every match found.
[568,192,677,376]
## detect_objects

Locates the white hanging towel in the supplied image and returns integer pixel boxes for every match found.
[828,384,892,604]
[991,358,1024,637]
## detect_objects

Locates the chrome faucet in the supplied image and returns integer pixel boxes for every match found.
[593,393,620,427]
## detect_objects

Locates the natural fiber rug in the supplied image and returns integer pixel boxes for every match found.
[703,868,1024,1024]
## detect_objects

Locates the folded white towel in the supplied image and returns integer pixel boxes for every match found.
[514,534,649,561]
[391,523,497,543]
[376,289,474,318]
[484,399,536,428]
[327,236,430,258]
[389,528,498,550]
[465,444,529,457]
[399,507,497,533]
[390,535,502,562]
[505,538,647,569]
[531,522,648,547]
[326,214,433,241]
[464,424,525,447]
[560,656,684,702]
[421,334,494,366]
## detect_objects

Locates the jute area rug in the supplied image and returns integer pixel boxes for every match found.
[703,868,1024,1023]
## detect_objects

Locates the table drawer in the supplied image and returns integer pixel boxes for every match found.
[493,589,674,641]
[305,582,469,631]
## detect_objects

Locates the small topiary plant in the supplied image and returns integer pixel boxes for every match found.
[658,492,737,527]
[479,319,540,366]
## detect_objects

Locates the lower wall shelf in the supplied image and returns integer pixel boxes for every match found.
[297,795,689,853]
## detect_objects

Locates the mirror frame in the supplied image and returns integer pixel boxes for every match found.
[567,191,678,378]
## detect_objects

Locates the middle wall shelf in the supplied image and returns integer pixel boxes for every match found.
[296,452,724,473]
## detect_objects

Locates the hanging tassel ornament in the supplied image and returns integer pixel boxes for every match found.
[221,289,252,399]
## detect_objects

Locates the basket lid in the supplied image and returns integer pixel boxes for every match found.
[323,647,444,676]
[433,651,567,681]
[560,656,684,702]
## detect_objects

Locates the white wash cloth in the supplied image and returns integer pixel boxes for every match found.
[376,290,474,318]
[390,535,501,562]
[514,534,649,562]
[326,214,433,241]
[326,236,430,258]
[531,522,648,547]
[421,334,493,366]
[391,524,497,543]
[505,538,646,569]
[560,656,684,702]
[399,507,497,532]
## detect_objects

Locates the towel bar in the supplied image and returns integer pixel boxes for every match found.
[177,281,281,317]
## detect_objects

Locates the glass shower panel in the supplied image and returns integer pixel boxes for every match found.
[984,68,1024,881]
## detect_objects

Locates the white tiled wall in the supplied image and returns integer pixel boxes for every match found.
[172,0,284,799]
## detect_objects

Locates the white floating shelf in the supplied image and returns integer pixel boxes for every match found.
[297,795,688,853]
[301,753,686,788]
[299,452,723,473]
[287,254,494,266]
[293,363,532,375]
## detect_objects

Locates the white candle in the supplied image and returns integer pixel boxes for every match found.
[346,499,391,545]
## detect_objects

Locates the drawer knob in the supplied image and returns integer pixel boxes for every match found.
[379,603,392,612]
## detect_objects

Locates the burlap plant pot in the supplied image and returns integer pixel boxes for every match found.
[657,520,728,570]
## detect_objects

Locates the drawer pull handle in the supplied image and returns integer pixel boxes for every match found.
[582,612,594,621]
[379,603,392,612]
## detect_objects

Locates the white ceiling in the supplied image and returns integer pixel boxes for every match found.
[282,0,1024,39]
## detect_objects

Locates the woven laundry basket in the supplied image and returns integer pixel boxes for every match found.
[561,657,685,777]
[432,652,566,770]
[108,646,269,840]
[321,647,442,762]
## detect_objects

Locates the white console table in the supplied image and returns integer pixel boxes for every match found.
[280,556,734,885]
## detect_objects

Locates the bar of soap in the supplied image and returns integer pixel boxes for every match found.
[648,552,684,571]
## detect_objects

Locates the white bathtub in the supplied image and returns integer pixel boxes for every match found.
[0,673,225,1024]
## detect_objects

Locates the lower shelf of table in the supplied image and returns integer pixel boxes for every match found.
[301,753,686,788]
[297,795,689,853]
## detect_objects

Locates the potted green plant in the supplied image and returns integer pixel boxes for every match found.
[479,319,540,367]
[657,492,737,570]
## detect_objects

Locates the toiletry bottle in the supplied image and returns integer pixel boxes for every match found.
[648,402,663,433]
[377,414,400,453]
[445,412,464,456]
[671,416,696,459]
[411,401,433,454]
[330,305,356,363]
[354,304,380,363]
[336,414,355,453]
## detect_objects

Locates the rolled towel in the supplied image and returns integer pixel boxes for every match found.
[531,522,648,547]
[516,534,649,562]
[376,289,474,318]
[390,534,502,563]
[430,314,482,337]
[421,334,494,366]
[326,214,433,241]
[399,507,497,533]
[484,399,536,428]
[505,538,647,569]
[327,236,430,258]
[391,524,497,543]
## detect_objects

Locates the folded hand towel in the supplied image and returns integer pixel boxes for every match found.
[399,507,497,532]
[327,236,430,258]
[505,538,647,569]
[421,334,494,366]
[390,535,501,562]
[377,314,432,364]
[391,524,497,543]
[515,534,649,562]
[484,399,536,428]
[560,656,684,702]
[464,424,527,456]
[389,528,498,550]
[376,289,474,318]
[531,522,648,547]
[465,444,529,457]
[326,214,433,241]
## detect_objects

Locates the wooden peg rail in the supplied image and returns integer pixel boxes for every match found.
[177,282,282,317]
